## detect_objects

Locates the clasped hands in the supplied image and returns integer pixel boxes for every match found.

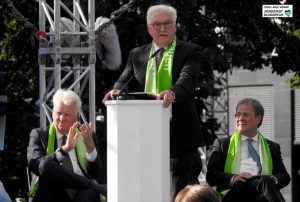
[233,172,277,185]
[61,122,95,154]
[102,89,174,108]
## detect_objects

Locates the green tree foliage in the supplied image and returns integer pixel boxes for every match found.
[0,0,40,198]
[0,0,299,199]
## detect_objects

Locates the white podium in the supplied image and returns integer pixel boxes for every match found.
[106,100,170,202]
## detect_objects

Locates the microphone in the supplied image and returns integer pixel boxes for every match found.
[116,48,163,100]
[116,73,136,100]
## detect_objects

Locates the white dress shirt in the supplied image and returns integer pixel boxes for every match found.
[55,130,98,176]
[240,134,260,175]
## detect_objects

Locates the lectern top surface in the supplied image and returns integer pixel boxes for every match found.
[105,100,164,105]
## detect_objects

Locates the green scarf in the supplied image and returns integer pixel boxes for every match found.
[28,123,88,197]
[144,36,176,93]
[220,131,273,197]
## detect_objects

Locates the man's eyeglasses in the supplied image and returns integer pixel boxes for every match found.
[235,113,252,119]
[149,21,174,30]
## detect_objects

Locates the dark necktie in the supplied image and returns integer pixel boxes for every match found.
[61,135,77,198]
[156,48,164,69]
[61,135,73,171]
[247,139,262,174]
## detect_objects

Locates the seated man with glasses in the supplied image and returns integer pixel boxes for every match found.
[102,4,205,201]
[207,98,290,202]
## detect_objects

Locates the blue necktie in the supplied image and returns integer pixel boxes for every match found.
[247,138,262,174]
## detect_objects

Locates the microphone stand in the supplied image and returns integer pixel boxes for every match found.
[95,0,137,35]
[116,74,136,100]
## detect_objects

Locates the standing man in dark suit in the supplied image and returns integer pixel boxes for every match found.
[27,89,106,202]
[207,98,290,202]
[102,4,205,201]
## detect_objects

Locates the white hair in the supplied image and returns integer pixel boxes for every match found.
[95,17,122,70]
[146,4,177,24]
[52,89,81,112]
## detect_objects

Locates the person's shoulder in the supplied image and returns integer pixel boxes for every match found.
[218,135,231,142]
[30,126,50,136]
[265,138,280,148]
[177,39,199,49]
[132,43,151,52]
[212,136,230,146]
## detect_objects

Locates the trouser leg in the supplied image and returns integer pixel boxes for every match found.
[39,157,106,196]
[222,181,256,202]
[75,189,99,202]
[248,176,286,202]
[223,176,285,202]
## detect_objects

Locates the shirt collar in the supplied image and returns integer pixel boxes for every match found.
[152,42,166,51]
[56,128,67,140]
[241,133,259,142]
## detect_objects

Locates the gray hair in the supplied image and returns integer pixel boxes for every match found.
[52,89,82,113]
[146,4,177,25]
[236,98,264,127]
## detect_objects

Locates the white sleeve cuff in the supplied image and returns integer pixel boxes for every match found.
[166,90,175,101]
[86,148,98,162]
[229,175,236,187]
[271,175,278,185]
[55,149,64,162]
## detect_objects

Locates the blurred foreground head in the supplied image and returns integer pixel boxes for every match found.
[175,184,220,202]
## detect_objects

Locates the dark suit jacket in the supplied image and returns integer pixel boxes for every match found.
[206,136,291,191]
[113,39,205,154]
[27,126,102,188]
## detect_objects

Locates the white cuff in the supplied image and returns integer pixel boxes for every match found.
[229,175,236,187]
[55,148,64,162]
[271,175,278,185]
[86,148,98,162]
[166,90,175,101]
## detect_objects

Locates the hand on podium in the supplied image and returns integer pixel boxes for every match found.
[102,89,119,103]
[158,90,175,108]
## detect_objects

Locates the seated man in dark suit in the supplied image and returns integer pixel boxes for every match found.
[207,98,290,202]
[27,89,106,202]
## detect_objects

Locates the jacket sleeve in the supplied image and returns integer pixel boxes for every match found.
[85,133,103,183]
[269,141,291,189]
[169,44,202,103]
[206,137,235,190]
[113,49,135,90]
[27,128,56,176]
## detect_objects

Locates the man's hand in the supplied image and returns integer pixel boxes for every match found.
[158,90,174,108]
[62,122,80,153]
[79,122,95,153]
[102,89,119,103]
[233,172,253,183]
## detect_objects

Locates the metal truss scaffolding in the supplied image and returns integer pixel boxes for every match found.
[38,0,96,130]
[198,71,228,184]
[210,71,229,138]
